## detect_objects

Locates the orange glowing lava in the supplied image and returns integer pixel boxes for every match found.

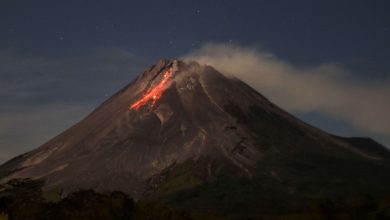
[129,70,171,110]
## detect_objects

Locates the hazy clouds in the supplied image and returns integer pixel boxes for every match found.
[183,43,390,139]
[0,47,146,162]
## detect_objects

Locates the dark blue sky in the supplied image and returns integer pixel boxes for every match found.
[0,0,389,162]
[2,0,390,73]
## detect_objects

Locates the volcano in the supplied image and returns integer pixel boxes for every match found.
[1,59,390,217]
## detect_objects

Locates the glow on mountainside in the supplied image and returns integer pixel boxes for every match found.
[129,69,172,110]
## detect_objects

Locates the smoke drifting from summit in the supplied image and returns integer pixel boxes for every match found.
[183,43,390,139]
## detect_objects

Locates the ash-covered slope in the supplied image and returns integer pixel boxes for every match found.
[0,59,389,203]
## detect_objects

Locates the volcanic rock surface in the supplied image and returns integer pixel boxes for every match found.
[1,59,389,215]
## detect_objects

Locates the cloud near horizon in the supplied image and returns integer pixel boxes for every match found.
[182,43,390,139]
[0,47,147,163]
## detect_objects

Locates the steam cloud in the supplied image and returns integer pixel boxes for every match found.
[182,43,390,138]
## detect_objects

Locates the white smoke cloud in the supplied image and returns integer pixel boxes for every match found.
[182,43,390,138]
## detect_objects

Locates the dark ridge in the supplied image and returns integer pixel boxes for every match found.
[0,154,28,179]
[334,136,390,159]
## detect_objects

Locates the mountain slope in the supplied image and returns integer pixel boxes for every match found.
[1,59,389,216]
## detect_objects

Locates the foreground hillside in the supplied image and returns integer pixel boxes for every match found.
[1,179,390,220]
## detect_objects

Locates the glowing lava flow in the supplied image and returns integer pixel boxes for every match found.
[129,70,171,110]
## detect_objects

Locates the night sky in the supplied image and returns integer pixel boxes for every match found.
[1,0,389,163]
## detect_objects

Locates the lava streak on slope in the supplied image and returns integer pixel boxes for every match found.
[130,69,172,110]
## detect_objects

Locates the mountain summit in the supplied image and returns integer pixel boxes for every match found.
[1,59,389,216]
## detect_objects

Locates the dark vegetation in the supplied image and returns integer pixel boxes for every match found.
[0,179,212,220]
[1,179,390,220]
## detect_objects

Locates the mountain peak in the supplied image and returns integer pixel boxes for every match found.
[1,59,389,201]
